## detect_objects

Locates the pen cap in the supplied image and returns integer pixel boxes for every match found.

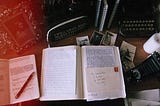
[143,33,160,54]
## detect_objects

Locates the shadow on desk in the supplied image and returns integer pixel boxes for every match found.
[42,99,124,106]
[21,99,125,106]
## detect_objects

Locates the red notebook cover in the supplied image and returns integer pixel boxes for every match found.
[0,0,46,55]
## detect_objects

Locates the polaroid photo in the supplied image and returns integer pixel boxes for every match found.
[76,36,90,46]
[90,31,104,45]
[101,31,117,46]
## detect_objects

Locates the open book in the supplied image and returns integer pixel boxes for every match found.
[40,46,126,101]
[0,55,39,105]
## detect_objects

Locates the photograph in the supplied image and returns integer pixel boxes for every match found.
[101,31,111,45]
[120,41,136,71]
[90,31,104,45]
[101,31,117,46]
[120,41,136,62]
[76,36,90,46]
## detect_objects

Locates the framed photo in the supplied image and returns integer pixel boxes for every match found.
[90,31,104,45]
[76,36,90,46]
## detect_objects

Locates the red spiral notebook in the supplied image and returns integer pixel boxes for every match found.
[0,0,46,55]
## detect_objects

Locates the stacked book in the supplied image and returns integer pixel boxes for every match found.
[95,0,120,31]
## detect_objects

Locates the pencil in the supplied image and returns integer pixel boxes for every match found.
[15,72,35,99]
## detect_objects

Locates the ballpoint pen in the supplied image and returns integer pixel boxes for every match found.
[15,72,35,99]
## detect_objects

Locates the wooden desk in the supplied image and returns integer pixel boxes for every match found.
[116,35,160,91]
[2,27,160,106]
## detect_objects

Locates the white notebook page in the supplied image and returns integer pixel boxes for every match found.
[41,46,77,100]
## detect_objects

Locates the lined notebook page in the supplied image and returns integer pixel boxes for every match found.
[40,46,77,100]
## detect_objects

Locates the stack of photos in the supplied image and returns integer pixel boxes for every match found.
[76,30,117,46]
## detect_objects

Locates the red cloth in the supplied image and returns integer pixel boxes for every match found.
[0,0,46,55]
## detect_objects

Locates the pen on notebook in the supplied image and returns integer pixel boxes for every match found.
[15,72,35,99]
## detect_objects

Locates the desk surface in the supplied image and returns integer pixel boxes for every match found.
[2,27,160,106]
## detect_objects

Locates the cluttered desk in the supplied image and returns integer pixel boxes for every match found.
[0,0,160,106]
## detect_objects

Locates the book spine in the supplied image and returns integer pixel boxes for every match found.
[99,0,108,31]
[95,0,102,27]
[107,0,120,29]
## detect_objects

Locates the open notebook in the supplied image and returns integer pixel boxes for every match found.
[40,45,126,101]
